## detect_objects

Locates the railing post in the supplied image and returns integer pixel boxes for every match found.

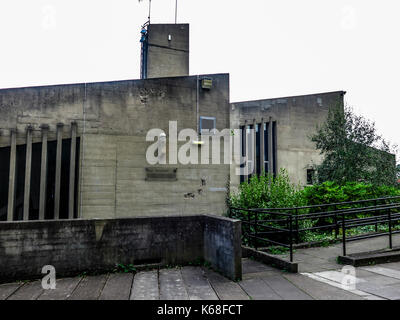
[289,215,293,262]
[295,208,299,244]
[334,204,338,238]
[342,213,346,256]
[247,210,251,248]
[388,208,393,250]
[375,199,378,233]
[254,211,258,251]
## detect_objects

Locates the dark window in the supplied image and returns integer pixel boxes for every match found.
[307,169,315,185]
[0,146,10,221]
[0,137,80,221]
[199,116,216,135]
[272,121,277,176]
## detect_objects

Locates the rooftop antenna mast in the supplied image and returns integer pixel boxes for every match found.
[175,0,178,23]
[148,0,152,23]
[138,0,152,24]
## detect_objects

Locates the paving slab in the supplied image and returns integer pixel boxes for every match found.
[99,273,133,300]
[282,273,363,300]
[38,277,81,300]
[202,268,249,300]
[357,283,400,300]
[68,274,108,300]
[0,283,23,300]
[361,266,400,280]
[242,258,275,274]
[242,270,283,280]
[130,270,159,300]
[159,269,189,300]
[261,275,313,300]
[382,262,400,271]
[355,269,400,287]
[314,270,366,285]
[180,267,218,300]
[7,281,44,300]
[298,263,335,273]
[301,272,376,299]
[239,278,282,300]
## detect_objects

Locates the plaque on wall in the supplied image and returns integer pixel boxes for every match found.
[145,168,178,181]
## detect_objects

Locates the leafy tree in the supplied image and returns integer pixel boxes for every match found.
[310,104,397,186]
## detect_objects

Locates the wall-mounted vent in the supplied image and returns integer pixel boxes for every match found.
[201,78,213,90]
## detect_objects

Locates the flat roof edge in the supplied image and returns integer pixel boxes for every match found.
[232,90,346,104]
[0,73,230,92]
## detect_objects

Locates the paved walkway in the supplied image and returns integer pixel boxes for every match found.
[1,235,399,300]
[0,258,379,300]
[274,234,400,273]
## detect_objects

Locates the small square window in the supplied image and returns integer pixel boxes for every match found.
[199,116,216,135]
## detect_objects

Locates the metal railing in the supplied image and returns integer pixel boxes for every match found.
[230,196,400,262]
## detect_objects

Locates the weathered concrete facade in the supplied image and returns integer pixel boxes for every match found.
[0,74,231,221]
[230,91,345,187]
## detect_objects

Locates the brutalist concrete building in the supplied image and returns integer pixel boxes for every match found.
[0,23,344,222]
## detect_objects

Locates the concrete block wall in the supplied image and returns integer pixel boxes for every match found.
[146,24,190,78]
[0,215,242,282]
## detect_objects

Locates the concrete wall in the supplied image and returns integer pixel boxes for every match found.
[146,24,189,78]
[0,74,231,219]
[231,91,345,187]
[204,215,242,280]
[0,214,242,282]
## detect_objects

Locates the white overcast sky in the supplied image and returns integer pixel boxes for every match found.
[1,0,399,159]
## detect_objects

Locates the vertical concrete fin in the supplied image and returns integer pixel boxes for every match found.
[54,123,63,219]
[268,117,274,175]
[23,125,33,221]
[68,122,77,219]
[260,118,264,174]
[39,124,49,220]
[253,119,257,175]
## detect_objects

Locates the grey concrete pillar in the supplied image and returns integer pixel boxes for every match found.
[68,122,77,219]
[39,124,49,220]
[268,117,274,175]
[7,129,17,221]
[23,125,33,221]
[54,123,63,219]
[260,118,264,175]
[244,120,248,180]
[253,119,257,176]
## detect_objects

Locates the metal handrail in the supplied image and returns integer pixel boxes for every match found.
[255,196,400,211]
[230,197,400,263]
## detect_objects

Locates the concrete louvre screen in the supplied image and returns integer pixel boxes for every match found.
[0,215,241,282]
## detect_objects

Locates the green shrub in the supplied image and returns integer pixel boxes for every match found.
[229,173,400,246]
[229,168,306,210]
[303,181,400,207]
